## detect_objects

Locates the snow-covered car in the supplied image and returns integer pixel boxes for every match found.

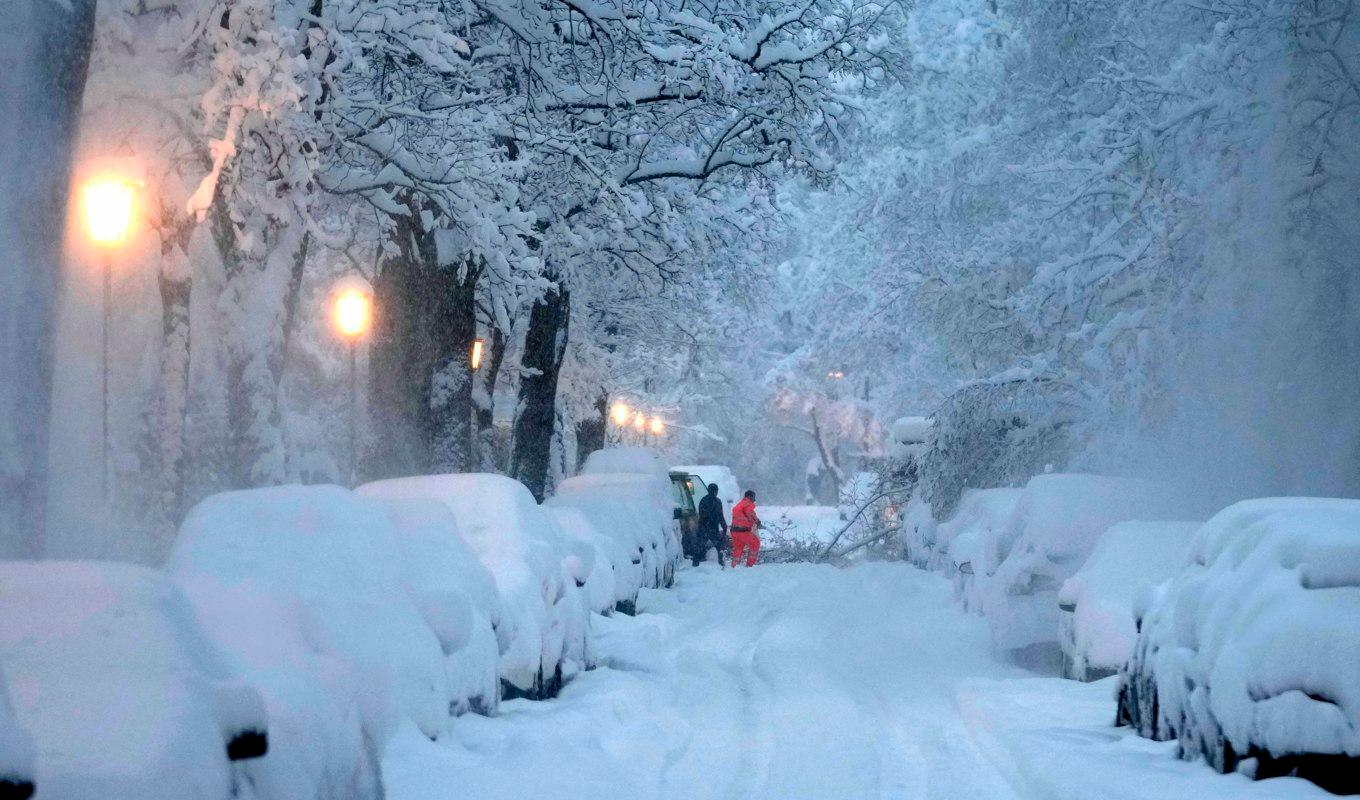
[936,488,1023,610]
[981,474,1200,671]
[0,561,268,800]
[372,496,504,715]
[1118,498,1360,793]
[1057,520,1199,681]
[357,473,591,700]
[548,505,619,615]
[168,482,450,798]
[0,664,34,800]
[549,448,683,611]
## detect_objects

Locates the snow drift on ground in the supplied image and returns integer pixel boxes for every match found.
[1118,498,1360,790]
[1058,520,1199,681]
[357,473,588,697]
[0,561,267,800]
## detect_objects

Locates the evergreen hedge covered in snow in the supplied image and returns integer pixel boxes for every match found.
[1117,499,1360,793]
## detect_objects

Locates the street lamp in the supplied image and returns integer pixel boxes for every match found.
[82,174,137,509]
[470,337,485,371]
[332,285,372,485]
[649,416,665,436]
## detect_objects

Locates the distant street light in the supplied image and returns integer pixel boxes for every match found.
[470,337,485,371]
[82,173,138,509]
[827,370,845,380]
[649,416,665,436]
[610,401,631,427]
[332,285,372,485]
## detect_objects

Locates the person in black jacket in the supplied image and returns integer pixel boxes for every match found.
[694,483,729,567]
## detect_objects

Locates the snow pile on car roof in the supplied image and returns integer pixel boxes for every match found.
[1118,498,1360,792]
[0,561,267,800]
[1058,520,1199,680]
[581,446,669,478]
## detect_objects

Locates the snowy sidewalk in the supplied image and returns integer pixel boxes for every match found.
[382,563,1330,800]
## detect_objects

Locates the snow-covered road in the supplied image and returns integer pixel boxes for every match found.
[384,563,1330,800]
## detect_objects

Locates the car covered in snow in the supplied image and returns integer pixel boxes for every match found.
[672,464,740,520]
[168,484,451,798]
[979,474,1200,671]
[371,496,505,715]
[1057,520,1199,681]
[1117,498,1360,793]
[548,448,684,613]
[357,473,592,700]
[935,487,1023,606]
[0,561,268,800]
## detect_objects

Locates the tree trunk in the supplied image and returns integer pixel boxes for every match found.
[368,210,479,479]
[153,258,192,542]
[475,326,506,471]
[510,284,570,501]
[222,226,309,488]
[0,0,96,558]
[575,393,608,469]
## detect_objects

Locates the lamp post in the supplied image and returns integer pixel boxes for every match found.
[82,175,136,509]
[608,401,630,444]
[470,337,485,371]
[333,286,372,485]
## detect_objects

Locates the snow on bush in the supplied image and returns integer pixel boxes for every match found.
[899,495,938,569]
[168,486,449,762]
[371,497,503,715]
[980,474,1199,663]
[0,664,35,797]
[0,561,268,800]
[357,473,588,699]
[1118,498,1360,793]
[1057,521,1199,681]
[889,416,931,461]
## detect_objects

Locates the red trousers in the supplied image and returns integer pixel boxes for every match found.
[730,529,760,567]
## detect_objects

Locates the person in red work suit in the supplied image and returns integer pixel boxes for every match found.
[730,490,761,568]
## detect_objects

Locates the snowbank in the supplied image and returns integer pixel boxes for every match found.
[372,497,503,715]
[981,474,1199,663]
[0,561,267,800]
[0,665,35,796]
[167,483,449,796]
[1118,498,1360,792]
[357,473,588,699]
[1057,521,1199,681]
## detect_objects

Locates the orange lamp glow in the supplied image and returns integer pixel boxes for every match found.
[649,416,665,435]
[610,401,631,427]
[83,176,136,246]
[471,338,485,370]
[334,289,372,339]
[633,412,647,432]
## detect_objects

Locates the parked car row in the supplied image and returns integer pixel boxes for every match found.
[0,449,684,800]
[918,472,1360,790]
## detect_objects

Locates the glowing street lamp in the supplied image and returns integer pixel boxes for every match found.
[633,411,647,434]
[649,416,665,436]
[332,285,372,484]
[470,338,485,371]
[82,173,138,508]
